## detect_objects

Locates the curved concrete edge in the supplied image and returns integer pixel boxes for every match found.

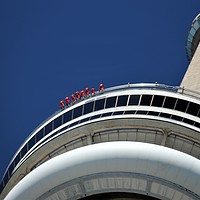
[4,142,200,200]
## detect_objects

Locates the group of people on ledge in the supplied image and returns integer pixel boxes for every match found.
[60,83,104,109]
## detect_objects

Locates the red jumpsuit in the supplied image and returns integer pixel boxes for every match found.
[80,90,85,98]
[71,94,76,102]
[75,91,80,99]
[91,88,95,94]
[99,83,104,91]
[65,97,70,105]
[60,100,64,109]
[85,88,89,96]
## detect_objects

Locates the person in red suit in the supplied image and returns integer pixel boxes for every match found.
[60,100,64,109]
[99,83,104,91]
[65,97,70,105]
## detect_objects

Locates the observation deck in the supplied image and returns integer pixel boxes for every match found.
[1,83,200,200]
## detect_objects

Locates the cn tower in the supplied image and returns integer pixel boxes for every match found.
[1,14,200,200]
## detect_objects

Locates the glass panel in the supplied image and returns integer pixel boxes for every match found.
[80,117,89,123]
[90,115,101,120]
[3,171,9,186]
[160,113,171,118]
[8,163,14,177]
[73,105,83,119]
[54,115,62,129]
[194,122,200,128]
[136,111,148,115]
[105,96,116,108]
[0,181,4,193]
[63,110,72,123]
[128,95,140,105]
[187,102,200,116]
[175,99,188,112]
[187,42,191,49]
[113,111,124,115]
[183,118,194,125]
[151,95,165,107]
[163,97,177,109]
[94,99,105,111]
[101,112,112,117]
[28,136,35,150]
[36,129,44,143]
[117,95,128,106]
[84,102,94,114]
[188,33,193,42]
[193,21,200,30]
[140,95,152,106]
[45,122,52,136]
[21,144,27,158]
[68,121,79,128]
[171,115,183,121]
[190,27,196,36]
[14,153,20,167]
[124,110,136,114]
[148,111,159,116]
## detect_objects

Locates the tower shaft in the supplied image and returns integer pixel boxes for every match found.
[181,42,200,92]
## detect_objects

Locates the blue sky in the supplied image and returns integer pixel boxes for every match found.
[0,0,200,181]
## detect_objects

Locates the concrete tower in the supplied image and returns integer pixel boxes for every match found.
[1,15,200,200]
[181,14,200,93]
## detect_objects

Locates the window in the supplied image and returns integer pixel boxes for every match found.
[113,111,124,115]
[63,110,72,123]
[36,129,44,142]
[84,102,94,114]
[136,111,148,115]
[14,153,20,167]
[183,118,194,125]
[124,110,136,114]
[73,105,83,118]
[45,122,52,136]
[148,111,159,116]
[194,122,200,128]
[94,99,105,111]
[163,97,177,109]
[175,99,188,112]
[160,113,171,118]
[0,181,4,193]
[54,115,62,129]
[90,115,101,120]
[3,172,9,186]
[80,117,90,123]
[68,121,79,128]
[8,163,14,178]
[140,95,152,106]
[21,144,27,158]
[187,102,200,116]
[171,115,183,121]
[101,112,112,117]
[117,95,128,106]
[151,95,165,107]
[28,136,35,150]
[128,95,140,105]
[105,96,116,108]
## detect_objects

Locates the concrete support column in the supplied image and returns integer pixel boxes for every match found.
[161,129,171,146]
[87,134,93,145]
